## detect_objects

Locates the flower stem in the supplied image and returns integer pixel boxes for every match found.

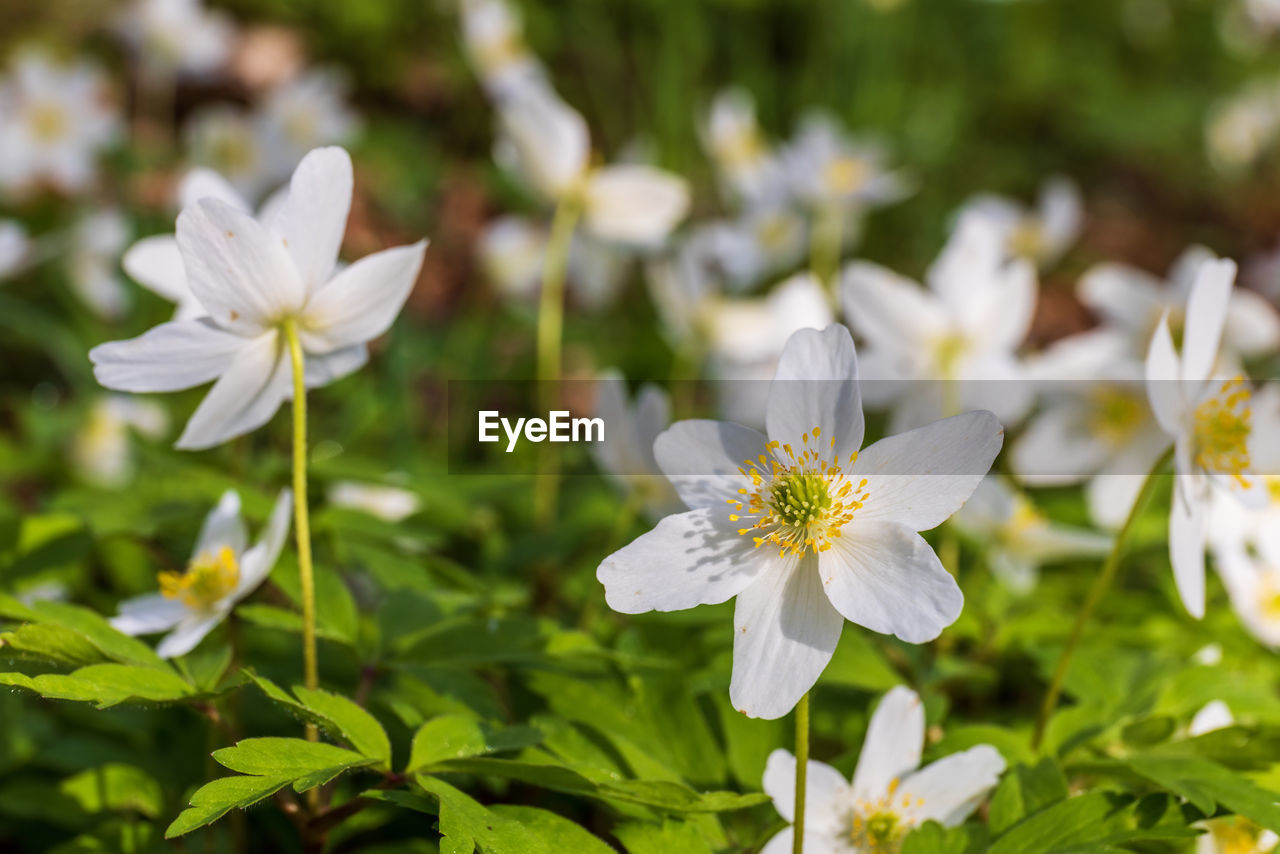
[809,203,844,304]
[282,320,319,743]
[1031,446,1174,750]
[533,199,581,528]
[793,691,809,854]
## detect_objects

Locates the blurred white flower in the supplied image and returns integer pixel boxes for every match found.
[1207,460,1280,647]
[590,372,683,522]
[759,686,1005,853]
[495,84,690,247]
[953,477,1111,593]
[598,325,1002,718]
[91,147,428,450]
[460,0,546,98]
[479,215,628,310]
[112,490,291,658]
[1241,0,1280,38]
[1080,245,1280,365]
[69,208,132,320]
[71,395,169,489]
[780,111,910,213]
[0,50,121,195]
[841,215,1038,431]
[257,69,361,182]
[696,205,809,293]
[116,0,236,76]
[1197,814,1278,854]
[1189,699,1235,736]
[328,481,421,522]
[956,177,1083,269]
[701,88,786,206]
[185,104,272,201]
[1207,83,1280,172]
[0,220,32,279]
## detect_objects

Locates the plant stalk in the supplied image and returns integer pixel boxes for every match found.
[793,692,810,854]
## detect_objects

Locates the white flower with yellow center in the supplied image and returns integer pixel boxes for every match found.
[780,112,910,213]
[112,490,291,658]
[759,686,1005,853]
[0,50,121,195]
[952,477,1111,593]
[701,88,787,206]
[956,177,1082,270]
[257,69,361,182]
[184,105,273,202]
[841,215,1037,432]
[1198,815,1279,854]
[116,0,235,76]
[590,372,684,522]
[1145,258,1273,618]
[90,147,428,450]
[495,83,690,247]
[1081,245,1280,365]
[460,0,546,98]
[598,325,1003,718]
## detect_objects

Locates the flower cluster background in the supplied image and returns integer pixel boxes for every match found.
[6,0,1280,853]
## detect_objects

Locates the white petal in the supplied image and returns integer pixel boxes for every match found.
[583,165,690,247]
[1225,288,1280,357]
[298,241,427,354]
[304,344,369,389]
[1170,479,1208,619]
[762,749,852,831]
[123,236,190,305]
[274,147,353,292]
[90,319,247,393]
[765,325,864,462]
[959,258,1036,355]
[496,85,590,199]
[1145,315,1184,435]
[110,593,187,636]
[178,168,251,211]
[176,331,290,450]
[193,490,246,557]
[840,261,944,356]
[597,508,773,613]
[1189,700,1234,736]
[1180,258,1236,384]
[233,488,293,598]
[730,556,843,719]
[653,419,769,512]
[1086,474,1147,530]
[1077,263,1163,332]
[850,411,1003,531]
[851,685,925,803]
[1010,405,1107,486]
[900,745,1005,826]
[1038,177,1083,259]
[819,521,962,643]
[157,611,226,658]
[176,198,305,334]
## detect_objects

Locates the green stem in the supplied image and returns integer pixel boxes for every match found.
[1031,446,1174,750]
[793,692,809,854]
[809,203,844,304]
[282,321,320,741]
[533,199,581,527]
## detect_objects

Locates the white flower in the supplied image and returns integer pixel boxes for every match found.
[112,490,291,658]
[590,372,683,522]
[780,112,910,212]
[1081,245,1280,365]
[1011,330,1168,529]
[956,177,1082,269]
[841,215,1037,431]
[495,84,690,247]
[1207,467,1280,647]
[695,206,809,293]
[1190,700,1235,737]
[123,167,286,320]
[479,215,629,310]
[1196,815,1278,854]
[598,325,1003,718]
[460,0,546,98]
[1144,257,1273,618]
[69,208,132,320]
[90,147,428,450]
[1206,84,1280,172]
[701,88,787,206]
[116,0,235,76]
[0,50,121,195]
[0,220,32,279]
[759,686,1005,853]
[952,477,1111,593]
[257,69,361,182]
[184,104,273,201]
[71,396,169,489]
[328,481,421,522]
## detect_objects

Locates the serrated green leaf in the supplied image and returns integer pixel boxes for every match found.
[293,686,391,767]
[989,791,1133,853]
[417,775,547,854]
[165,775,292,838]
[489,805,614,854]
[1124,755,1280,833]
[29,664,193,708]
[212,737,376,792]
[407,714,542,773]
[988,759,1070,836]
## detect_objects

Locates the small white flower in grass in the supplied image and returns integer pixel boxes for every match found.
[112,490,291,658]
[590,372,683,522]
[495,84,690,247]
[956,176,1082,270]
[841,215,1037,432]
[69,208,132,320]
[116,0,235,77]
[1011,330,1167,529]
[701,88,788,207]
[124,167,287,321]
[1081,245,1280,365]
[597,325,1003,718]
[1144,258,1279,618]
[71,395,169,489]
[759,686,1005,853]
[460,0,546,99]
[328,481,421,523]
[89,146,428,450]
[0,50,121,195]
[952,477,1111,594]
[780,112,911,214]
[257,69,361,182]
[184,104,273,202]
[479,215,628,310]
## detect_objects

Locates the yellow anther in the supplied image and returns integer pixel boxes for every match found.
[158,546,240,611]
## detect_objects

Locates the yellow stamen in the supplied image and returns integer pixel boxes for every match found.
[1193,376,1252,485]
[158,546,240,611]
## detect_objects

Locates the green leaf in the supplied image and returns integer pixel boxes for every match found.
[988,791,1134,853]
[488,805,614,854]
[1123,755,1280,833]
[0,623,107,668]
[988,759,1070,836]
[246,673,391,767]
[407,715,542,773]
[614,819,715,854]
[213,737,377,792]
[59,763,164,818]
[417,775,547,854]
[165,775,292,839]
[27,664,193,708]
[23,601,169,671]
[902,821,989,854]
